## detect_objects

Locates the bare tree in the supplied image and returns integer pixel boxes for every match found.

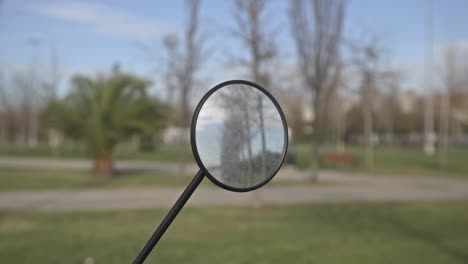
[0,71,9,143]
[449,47,468,140]
[178,0,204,129]
[217,86,280,187]
[380,71,402,145]
[361,65,375,169]
[326,89,347,152]
[230,0,277,86]
[278,93,307,143]
[423,0,435,155]
[289,0,347,181]
[0,2,5,143]
[162,34,179,106]
[351,40,387,170]
[42,46,60,100]
[43,46,62,154]
[159,0,205,131]
[12,72,31,146]
[438,45,461,167]
[229,0,278,206]
[26,37,41,147]
[158,0,206,173]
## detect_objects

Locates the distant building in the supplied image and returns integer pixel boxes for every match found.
[162,126,190,144]
[399,90,418,113]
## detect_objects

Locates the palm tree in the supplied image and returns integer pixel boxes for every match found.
[45,69,168,176]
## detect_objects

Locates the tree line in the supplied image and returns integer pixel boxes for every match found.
[1,0,468,178]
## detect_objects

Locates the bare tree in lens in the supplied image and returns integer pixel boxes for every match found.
[219,87,256,186]
[230,0,277,183]
[221,102,245,185]
[289,0,347,181]
[218,86,275,187]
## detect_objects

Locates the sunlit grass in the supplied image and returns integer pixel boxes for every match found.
[2,143,468,178]
[0,167,194,191]
[1,202,467,264]
[295,143,468,177]
[0,143,194,163]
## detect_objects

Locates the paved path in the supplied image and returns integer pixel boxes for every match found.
[1,164,468,212]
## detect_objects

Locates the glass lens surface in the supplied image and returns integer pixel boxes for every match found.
[195,83,286,189]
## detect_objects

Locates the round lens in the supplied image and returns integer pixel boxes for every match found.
[192,81,287,191]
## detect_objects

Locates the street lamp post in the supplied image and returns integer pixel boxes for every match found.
[423,0,435,155]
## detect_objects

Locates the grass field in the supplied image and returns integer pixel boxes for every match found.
[0,143,194,163]
[2,142,468,179]
[295,144,468,178]
[1,202,467,263]
[0,167,318,191]
[0,168,195,191]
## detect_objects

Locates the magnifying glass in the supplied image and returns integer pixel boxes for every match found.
[133,80,288,263]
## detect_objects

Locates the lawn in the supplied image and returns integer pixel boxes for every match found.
[2,142,468,179]
[295,144,468,178]
[0,167,314,191]
[0,143,194,163]
[0,202,467,263]
[0,168,194,191]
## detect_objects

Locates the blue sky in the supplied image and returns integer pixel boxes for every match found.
[1,0,467,98]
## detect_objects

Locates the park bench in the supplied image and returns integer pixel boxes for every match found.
[319,153,358,167]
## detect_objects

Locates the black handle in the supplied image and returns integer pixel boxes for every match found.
[133,169,205,264]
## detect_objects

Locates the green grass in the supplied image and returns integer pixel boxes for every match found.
[0,168,195,191]
[0,167,323,191]
[1,202,468,263]
[2,142,468,178]
[296,144,468,178]
[0,143,87,158]
[0,143,194,163]
[115,144,194,163]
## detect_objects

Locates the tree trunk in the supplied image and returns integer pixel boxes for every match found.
[16,116,27,146]
[310,138,320,182]
[438,92,450,167]
[257,95,267,180]
[178,83,191,177]
[0,118,6,144]
[362,73,374,170]
[94,153,113,177]
[363,104,374,170]
[28,111,38,147]
[310,97,322,182]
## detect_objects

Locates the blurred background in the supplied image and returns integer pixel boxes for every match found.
[1,0,468,263]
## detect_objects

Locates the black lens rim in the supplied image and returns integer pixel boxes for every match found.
[190,80,289,192]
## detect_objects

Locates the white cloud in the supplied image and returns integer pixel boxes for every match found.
[27,1,173,39]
